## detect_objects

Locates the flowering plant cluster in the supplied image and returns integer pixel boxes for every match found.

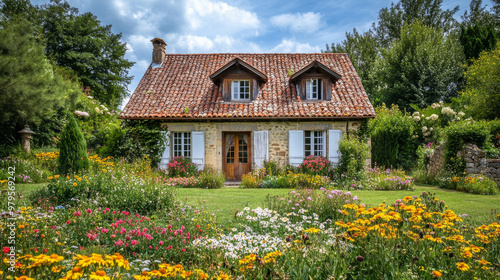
[163,176,199,188]
[167,156,198,178]
[300,155,331,176]
[438,175,498,195]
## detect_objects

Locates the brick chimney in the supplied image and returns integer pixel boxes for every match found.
[151,38,166,65]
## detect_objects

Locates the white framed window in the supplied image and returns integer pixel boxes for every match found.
[231,80,250,100]
[306,79,320,100]
[304,131,324,156]
[173,132,191,158]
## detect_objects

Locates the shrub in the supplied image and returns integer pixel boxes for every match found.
[167,156,198,177]
[336,135,369,180]
[300,155,331,176]
[443,120,490,175]
[57,115,90,174]
[437,175,498,195]
[196,168,225,189]
[370,105,416,170]
[240,169,265,188]
[263,160,280,176]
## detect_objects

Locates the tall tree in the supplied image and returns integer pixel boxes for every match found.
[460,24,497,60]
[461,0,496,28]
[40,0,134,109]
[372,0,459,48]
[324,29,381,104]
[0,19,79,147]
[375,21,464,110]
[461,42,500,120]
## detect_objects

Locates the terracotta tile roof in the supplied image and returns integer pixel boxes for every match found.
[120,53,376,120]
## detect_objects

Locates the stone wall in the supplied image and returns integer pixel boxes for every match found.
[458,144,500,182]
[161,120,364,170]
[428,144,445,175]
[428,143,500,182]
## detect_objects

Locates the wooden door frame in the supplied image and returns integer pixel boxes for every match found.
[222,131,252,180]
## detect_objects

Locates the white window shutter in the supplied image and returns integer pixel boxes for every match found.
[191,131,205,170]
[253,131,268,169]
[306,80,311,99]
[328,130,342,166]
[322,131,327,157]
[289,130,304,167]
[159,131,170,170]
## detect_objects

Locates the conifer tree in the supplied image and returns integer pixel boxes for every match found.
[58,115,89,174]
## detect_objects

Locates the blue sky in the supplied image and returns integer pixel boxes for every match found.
[31,0,494,107]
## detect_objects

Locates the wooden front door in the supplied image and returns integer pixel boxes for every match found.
[223,132,251,180]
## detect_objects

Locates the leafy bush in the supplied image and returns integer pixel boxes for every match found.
[370,105,416,170]
[263,160,280,176]
[167,156,198,178]
[240,169,265,188]
[57,115,90,174]
[437,175,498,195]
[443,120,490,175]
[195,168,225,189]
[336,135,369,180]
[101,119,167,167]
[300,155,331,176]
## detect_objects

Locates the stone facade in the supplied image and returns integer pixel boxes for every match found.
[161,120,362,170]
[428,143,500,182]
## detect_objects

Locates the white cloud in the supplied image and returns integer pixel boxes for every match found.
[270,12,323,33]
[176,35,215,52]
[270,39,321,53]
[185,0,261,37]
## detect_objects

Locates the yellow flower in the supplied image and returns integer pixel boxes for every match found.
[48,176,54,180]
[52,265,64,273]
[431,270,442,277]
[133,271,151,280]
[65,267,83,279]
[304,228,321,233]
[90,270,111,280]
[477,259,491,266]
[15,276,35,280]
[73,183,77,186]
[456,262,470,271]
[54,175,60,179]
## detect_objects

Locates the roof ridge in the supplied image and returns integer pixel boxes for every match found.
[163,53,348,56]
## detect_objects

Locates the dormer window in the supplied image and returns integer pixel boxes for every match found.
[232,80,250,100]
[306,79,321,100]
[209,58,267,102]
[289,60,342,102]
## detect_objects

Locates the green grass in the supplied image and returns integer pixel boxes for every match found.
[16,183,500,226]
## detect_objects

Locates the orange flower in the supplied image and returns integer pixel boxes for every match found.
[431,270,442,277]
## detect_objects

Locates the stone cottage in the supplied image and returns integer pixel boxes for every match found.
[120,38,376,180]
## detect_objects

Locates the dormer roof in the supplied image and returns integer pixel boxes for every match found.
[289,60,342,82]
[209,57,267,83]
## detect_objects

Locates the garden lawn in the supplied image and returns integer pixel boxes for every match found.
[178,184,500,226]
[17,183,500,225]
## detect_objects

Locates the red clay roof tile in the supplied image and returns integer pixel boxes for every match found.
[120,53,375,119]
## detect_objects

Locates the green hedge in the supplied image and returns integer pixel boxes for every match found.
[370,105,416,170]
[443,121,490,175]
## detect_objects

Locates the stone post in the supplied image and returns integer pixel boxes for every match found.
[17,125,35,153]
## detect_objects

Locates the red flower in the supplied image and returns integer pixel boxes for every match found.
[3,247,9,254]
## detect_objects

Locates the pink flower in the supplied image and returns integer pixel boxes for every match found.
[131,240,138,246]
[159,241,164,245]
[66,221,71,224]
[86,209,92,214]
